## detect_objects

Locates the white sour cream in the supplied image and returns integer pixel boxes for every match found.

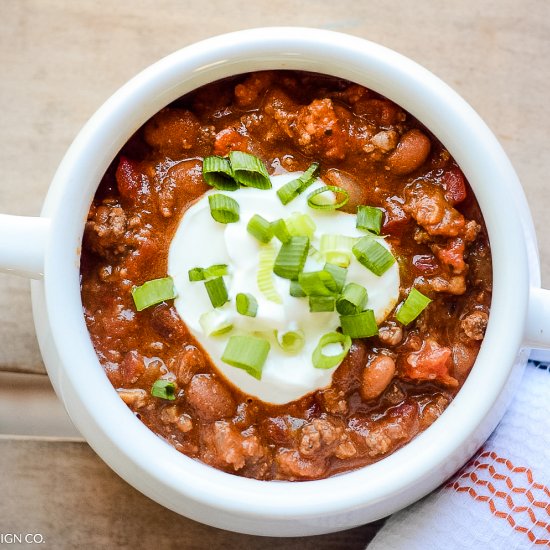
[168,172,400,404]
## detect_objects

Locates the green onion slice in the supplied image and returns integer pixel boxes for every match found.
[352,236,396,276]
[276,162,320,205]
[312,332,352,369]
[204,276,228,308]
[309,296,335,313]
[396,288,432,325]
[222,335,270,380]
[199,309,233,336]
[307,185,349,210]
[298,270,338,296]
[356,205,383,235]
[340,309,378,339]
[308,244,325,264]
[285,212,316,238]
[202,156,238,191]
[188,264,228,282]
[289,279,306,298]
[208,193,240,224]
[273,236,309,280]
[276,329,305,354]
[257,243,282,304]
[271,218,291,244]
[247,214,273,244]
[236,293,258,317]
[151,379,176,400]
[323,263,347,293]
[131,277,177,312]
[336,283,368,315]
[229,151,271,189]
[320,234,356,267]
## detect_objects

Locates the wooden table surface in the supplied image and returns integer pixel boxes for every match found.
[1,1,549,547]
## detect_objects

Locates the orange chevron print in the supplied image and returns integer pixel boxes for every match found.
[446,450,550,545]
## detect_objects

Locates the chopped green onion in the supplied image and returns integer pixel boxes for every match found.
[247,214,273,244]
[273,236,309,280]
[222,335,270,380]
[357,205,383,235]
[236,293,258,317]
[276,162,319,204]
[307,185,349,210]
[352,236,396,276]
[340,309,378,338]
[151,379,176,400]
[257,244,282,304]
[199,309,233,336]
[308,244,325,264]
[320,234,357,267]
[276,329,305,353]
[285,212,316,238]
[208,193,240,223]
[204,276,228,308]
[309,296,335,312]
[229,151,271,189]
[289,279,306,297]
[298,270,338,296]
[202,156,238,191]
[188,264,228,282]
[312,332,352,369]
[271,218,291,244]
[336,283,368,315]
[131,276,177,311]
[323,263,347,293]
[396,288,432,325]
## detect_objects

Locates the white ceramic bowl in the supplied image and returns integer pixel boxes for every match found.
[2,27,550,537]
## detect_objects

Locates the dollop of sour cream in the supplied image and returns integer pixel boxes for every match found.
[168,172,400,404]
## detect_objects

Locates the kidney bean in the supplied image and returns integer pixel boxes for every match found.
[387,129,431,175]
[361,355,396,400]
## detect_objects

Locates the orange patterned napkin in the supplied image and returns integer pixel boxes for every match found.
[368,360,550,548]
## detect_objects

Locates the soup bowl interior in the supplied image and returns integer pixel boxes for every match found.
[31,27,534,536]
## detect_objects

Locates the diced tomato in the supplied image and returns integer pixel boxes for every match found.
[116,156,144,201]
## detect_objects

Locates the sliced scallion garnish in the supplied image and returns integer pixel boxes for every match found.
[336,283,368,315]
[285,212,316,238]
[309,296,335,313]
[320,234,357,267]
[199,309,233,336]
[308,243,325,264]
[298,270,338,296]
[257,243,282,304]
[271,218,291,244]
[276,162,320,205]
[352,236,396,276]
[204,276,229,308]
[202,156,238,191]
[307,185,349,210]
[273,236,309,280]
[312,332,352,369]
[236,293,258,317]
[131,276,177,312]
[289,279,306,297]
[356,205,383,235]
[395,288,432,325]
[229,151,271,189]
[323,263,347,293]
[188,264,228,282]
[247,214,273,244]
[151,379,176,400]
[340,309,378,338]
[221,335,270,380]
[276,329,305,353]
[208,193,240,224]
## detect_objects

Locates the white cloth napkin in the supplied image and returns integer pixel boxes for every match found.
[368,356,550,549]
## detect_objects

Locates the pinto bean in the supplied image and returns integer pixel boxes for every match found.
[361,355,396,400]
[187,374,236,421]
[387,129,431,175]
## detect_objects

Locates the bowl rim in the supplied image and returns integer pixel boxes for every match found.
[37,27,533,520]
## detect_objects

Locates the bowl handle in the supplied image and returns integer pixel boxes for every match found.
[525,287,550,349]
[0,214,50,279]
